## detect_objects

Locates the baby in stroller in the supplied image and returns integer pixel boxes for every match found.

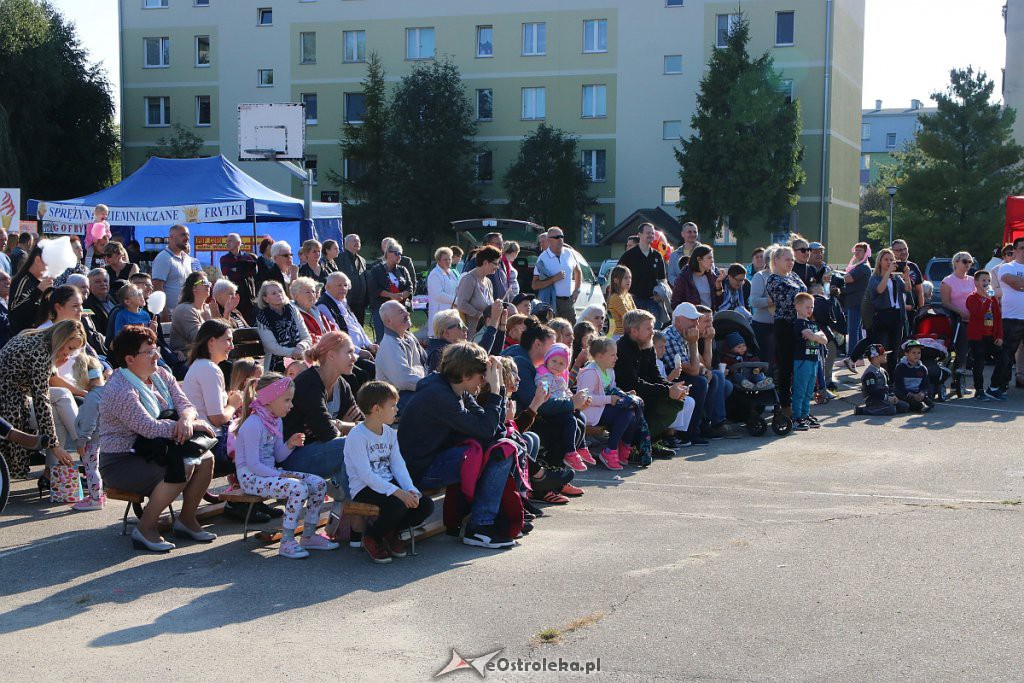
[721,331,774,390]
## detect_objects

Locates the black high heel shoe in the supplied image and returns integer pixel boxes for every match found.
[37,475,50,499]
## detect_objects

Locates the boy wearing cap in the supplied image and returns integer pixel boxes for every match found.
[855,344,909,416]
[893,340,933,412]
[721,330,773,390]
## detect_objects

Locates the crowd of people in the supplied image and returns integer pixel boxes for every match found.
[0,210,1019,564]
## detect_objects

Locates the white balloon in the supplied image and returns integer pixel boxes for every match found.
[147,290,167,316]
[40,237,78,278]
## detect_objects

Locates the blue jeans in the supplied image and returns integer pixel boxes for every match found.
[681,373,709,437]
[597,404,637,450]
[417,444,515,527]
[280,437,349,497]
[792,360,817,419]
[846,306,863,355]
[633,296,662,325]
[703,370,733,426]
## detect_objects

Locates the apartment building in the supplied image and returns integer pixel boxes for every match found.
[1006,0,1024,146]
[859,99,936,189]
[119,0,865,259]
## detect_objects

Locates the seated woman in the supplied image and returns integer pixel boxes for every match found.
[39,285,111,399]
[290,276,337,345]
[427,302,508,373]
[254,279,312,373]
[211,278,248,330]
[182,320,242,461]
[98,325,218,552]
[169,272,213,362]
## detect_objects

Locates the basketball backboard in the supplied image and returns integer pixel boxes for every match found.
[237,103,305,161]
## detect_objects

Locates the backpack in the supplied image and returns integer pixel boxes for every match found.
[860,286,875,332]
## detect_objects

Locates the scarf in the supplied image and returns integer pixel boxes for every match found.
[248,376,292,439]
[119,367,172,418]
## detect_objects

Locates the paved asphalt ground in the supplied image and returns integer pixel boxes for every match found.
[2,366,1023,682]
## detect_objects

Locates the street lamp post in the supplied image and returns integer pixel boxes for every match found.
[886,185,898,245]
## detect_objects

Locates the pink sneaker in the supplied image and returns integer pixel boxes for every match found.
[279,539,310,559]
[300,532,340,551]
[563,452,588,472]
[598,448,623,471]
[577,447,597,466]
[617,443,632,465]
[71,495,105,511]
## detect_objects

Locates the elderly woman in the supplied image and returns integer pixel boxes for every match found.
[212,278,247,329]
[290,276,337,346]
[502,241,522,300]
[748,245,777,370]
[426,309,469,372]
[427,246,460,337]
[0,320,84,479]
[765,246,807,412]
[103,240,138,296]
[577,304,606,335]
[367,239,413,342]
[169,271,213,361]
[671,245,725,311]
[256,240,297,291]
[942,250,976,380]
[99,325,217,552]
[454,245,499,333]
[297,239,327,284]
[255,279,312,372]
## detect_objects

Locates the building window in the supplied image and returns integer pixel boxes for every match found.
[476,25,493,58]
[195,95,211,126]
[581,85,607,118]
[258,69,274,87]
[775,11,795,46]
[663,120,682,140]
[345,92,366,124]
[406,27,435,60]
[860,154,871,171]
[343,158,367,181]
[143,37,170,68]
[662,186,681,205]
[476,89,493,121]
[195,35,210,66]
[580,213,606,246]
[665,0,684,6]
[305,155,318,185]
[861,123,871,140]
[258,8,273,26]
[522,22,546,56]
[886,132,897,149]
[714,221,737,246]
[343,30,366,63]
[521,87,545,120]
[778,79,794,104]
[299,32,316,64]
[476,151,494,183]
[583,19,608,53]
[145,96,170,127]
[194,0,209,6]
[581,149,606,182]
[301,93,318,124]
[144,0,168,7]
[716,14,739,48]
[664,55,682,74]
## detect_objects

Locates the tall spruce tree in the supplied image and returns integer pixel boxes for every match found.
[674,14,804,239]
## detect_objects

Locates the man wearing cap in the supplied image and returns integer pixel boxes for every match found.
[790,235,812,286]
[512,293,534,316]
[533,227,582,321]
[806,242,831,288]
[657,302,716,445]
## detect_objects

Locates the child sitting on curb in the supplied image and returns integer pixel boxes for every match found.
[854,344,909,416]
[893,340,934,413]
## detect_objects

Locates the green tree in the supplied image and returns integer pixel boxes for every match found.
[884,67,1024,260]
[674,14,805,239]
[386,58,482,249]
[326,52,392,239]
[503,123,596,238]
[146,123,206,159]
[0,0,117,202]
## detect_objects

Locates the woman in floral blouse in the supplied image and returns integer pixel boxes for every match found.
[764,246,807,412]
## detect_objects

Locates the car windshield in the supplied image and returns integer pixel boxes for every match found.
[929,260,953,281]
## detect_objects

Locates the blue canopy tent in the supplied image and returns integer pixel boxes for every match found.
[27,155,342,266]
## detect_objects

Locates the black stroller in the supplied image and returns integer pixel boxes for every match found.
[713,311,794,436]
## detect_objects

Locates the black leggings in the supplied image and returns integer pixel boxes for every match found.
[353,483,435,539]
[871,308,904,376]
[773,319,795,407]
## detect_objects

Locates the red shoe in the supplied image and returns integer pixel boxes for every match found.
[363,534,392,564]
[560,483,584,497]
[577,447,596,466]
[384,530,409,558]
[563,452,587,472]
[532,490,570,505]
[617,443,632,465]
[598,448,623,471]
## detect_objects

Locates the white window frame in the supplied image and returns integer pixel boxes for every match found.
[861,123,871,140]
[886,132,897,149]
[143,0,168,8]
[300,32,316,64]
[143,37,170,68]
[195,35,210,67]
[581,149,606,182]
[406,27,435,60]
[258,8,273,26]
[663,120,682,140]
[662,186,681,205]
[583,19,608,54]
[581,85,607,119]
[779,79,794,104]
[664,55,682,74]
[301,93,318,125]
[476,88,493,121]
[716,14,739,48]
[195,95,211,127]
[144,96,170,127]
[522,22,546,56]
[775,11,795,47]
[521,87,546,120]
[258,69,274,87]
[580,213,605,247]
[343,30,366,63]
[714,220,737,246]
[345,92,366,124]
[476,25,494,58]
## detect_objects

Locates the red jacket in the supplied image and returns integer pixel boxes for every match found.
[965,292,1003,341]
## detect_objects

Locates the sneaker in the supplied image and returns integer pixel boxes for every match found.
[348,530,363,549]
[598,448,623,471]
[523,499,545,517]
[740,379,756,390]
[617,443,633,465]
[363,534,393,563]
[519,521,534,536]
[560,483,585,497]
[463,525,515,549]
[975,392,992,402]
[707,423,740,439]
[300,532,340,551]
[652,442,675,458]
[920,403,933,413]
[384,530,409,557]
[72,495,105,511]
[576,448,597,466]
[793,419,810,431]
[825,381,838,391]
[675,438,693,448]
[806,416,821,428]
[985,388,1009,402]
[854,406,866,415]
[688,435,710,446]
[279,539,310,559]
[563,452,588,472]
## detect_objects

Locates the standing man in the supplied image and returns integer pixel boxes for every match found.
[668,222,702,283]
[9,232,32,276]
[890,239,924,311]
[806,242,832,288]
[533,226,582,321]
[151,224,196,319]
[483,232,509,301]
[617,222,666,321]
[996,237,1024,392]
[790,235,812,286]
[337,234,368,325]
[0,229,10,275]
[219,233,257,324]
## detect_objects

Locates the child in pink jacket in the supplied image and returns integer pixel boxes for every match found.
[576,337,640,471]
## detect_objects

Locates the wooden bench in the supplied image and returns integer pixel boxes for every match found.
[105,487,176,536]
[337,488,448,555]
[217,490,268,540]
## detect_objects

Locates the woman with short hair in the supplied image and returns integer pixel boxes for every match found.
[255,279,312,372]
[290,276,337,346]
[427,246,459,337]
[454,246,499,334]
[103,241,138,296]
[212,278,247,329]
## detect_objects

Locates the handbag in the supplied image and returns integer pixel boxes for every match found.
[131,409,218,482]
[50,464,83,503]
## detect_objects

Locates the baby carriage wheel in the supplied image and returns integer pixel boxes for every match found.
[747,416,768,437]
[771,414,794,436]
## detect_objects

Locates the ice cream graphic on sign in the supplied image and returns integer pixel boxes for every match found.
[0,191,15,230]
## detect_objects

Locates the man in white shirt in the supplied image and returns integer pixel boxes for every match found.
[532,226,581,321]
[151,224,196,318]
[997,236,1024,391]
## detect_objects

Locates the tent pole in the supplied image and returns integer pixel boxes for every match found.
[252,216,258,256]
